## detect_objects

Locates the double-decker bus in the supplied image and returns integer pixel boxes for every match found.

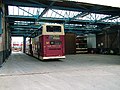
[12,42,22,52]
[31,24,65,60]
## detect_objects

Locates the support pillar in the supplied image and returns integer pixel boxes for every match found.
[118,30,120,54]
[0,9,1,31]
[23,36,26,53]
[0,7,3,66]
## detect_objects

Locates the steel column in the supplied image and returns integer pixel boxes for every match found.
[105,31,107,48]
[118,30,120,54]
[0,10,2,34]
[23,36,26,53]
[0,7,3,66]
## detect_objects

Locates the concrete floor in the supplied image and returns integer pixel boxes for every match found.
[0,52,120,90]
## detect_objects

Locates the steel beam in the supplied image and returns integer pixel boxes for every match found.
[11,31,32,34]
[3,0,47,8]
[108,16,120,20]
[65,27,101,31]
[27,0,47,7]
[51,9,65,18]
[7,15,120,25]
[11,29,38,31]
[17,7,34,16]
[73,12,90,18]
[65,12,90,23]
[10,24,101,31]
[6,15,36,22]
[11,33,31,36]
[98,15,120,23]
[4,0,120,16]
[10,25,40,29]
[37,1,55,21]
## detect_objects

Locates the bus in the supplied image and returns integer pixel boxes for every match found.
[29,24,65,60]
[12,42,22,52]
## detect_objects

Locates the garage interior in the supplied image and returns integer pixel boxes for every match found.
[0,0,120,90]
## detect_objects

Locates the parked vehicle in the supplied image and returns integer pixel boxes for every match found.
[26,24,65,60]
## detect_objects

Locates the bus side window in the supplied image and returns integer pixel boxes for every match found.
[35,44,37,51]
[37,42,41,51]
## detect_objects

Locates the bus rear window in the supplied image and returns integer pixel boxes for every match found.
[46,26,61,32]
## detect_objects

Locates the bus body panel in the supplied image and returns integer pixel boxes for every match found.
[42,35,65,58]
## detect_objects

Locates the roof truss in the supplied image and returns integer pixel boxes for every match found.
[3,0,120,37]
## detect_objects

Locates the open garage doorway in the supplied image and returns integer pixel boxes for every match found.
[11,37,23,53]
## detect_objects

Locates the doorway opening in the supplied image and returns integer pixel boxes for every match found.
[11,37,23,53]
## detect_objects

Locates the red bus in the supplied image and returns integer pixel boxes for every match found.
[31,24,65,60]
[12,42,22,52]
